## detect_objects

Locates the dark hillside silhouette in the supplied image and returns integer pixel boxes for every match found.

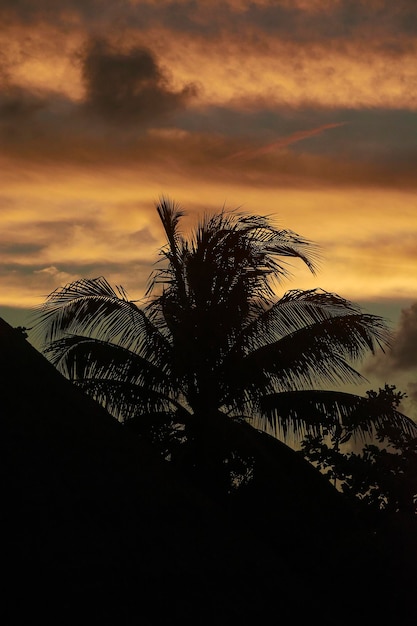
[2,316,417,624]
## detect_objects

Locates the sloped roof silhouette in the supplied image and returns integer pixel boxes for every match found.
[1,317,416,625]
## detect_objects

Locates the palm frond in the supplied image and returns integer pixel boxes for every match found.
[195,211,320,289]
[249,311,388,366]
[75,378,189,422]
[156,195,185,247]
[44,335,178,395]
[149,196,188,302]
[33,277,171,362]
[258,390,417,440]
[235,289,391,354]
[232,213,321,278]
[148,208,320,318]
[226,296,389,394]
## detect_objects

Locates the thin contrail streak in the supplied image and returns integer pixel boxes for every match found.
[226,122,347,162]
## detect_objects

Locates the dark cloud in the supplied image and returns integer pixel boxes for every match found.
[1,1,416,52]
[175,106,417,162]
[0,38,199,156]
[220,0,416,42]
[0,242,45,256]
[408,381,417,404]
[0,0,415,157]
[0,30,416,192]
[0,85,46,120]
[367,302,417,376]
[389,303,417,371]
[0,262,47,277]
[297,109,417,164]
[0,55,47,121]
[0,0,105,24]
[80,38,198,124]
[1,112,416,191]
[364,301,417,419]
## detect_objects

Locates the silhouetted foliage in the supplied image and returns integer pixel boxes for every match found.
[301,385,417,516]
[14,325,29,339]
[34,198,417,496]
[5,315,416,625]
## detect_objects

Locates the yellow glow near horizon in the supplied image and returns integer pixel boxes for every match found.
[1,157,416,309]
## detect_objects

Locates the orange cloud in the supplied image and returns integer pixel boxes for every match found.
[2,7,417,111]
[157,36,417,110]
[0,0,416,329]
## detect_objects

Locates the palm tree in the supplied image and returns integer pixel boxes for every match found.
[34,197,416,493]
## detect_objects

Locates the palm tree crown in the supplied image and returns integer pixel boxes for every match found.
[35,197,415,450]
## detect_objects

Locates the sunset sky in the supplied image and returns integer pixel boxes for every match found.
[0,1,416,415]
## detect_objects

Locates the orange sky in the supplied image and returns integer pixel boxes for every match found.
[0,0,416,413]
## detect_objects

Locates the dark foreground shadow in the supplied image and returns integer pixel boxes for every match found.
[1,317,416,625]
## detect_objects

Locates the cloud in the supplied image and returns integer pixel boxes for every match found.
[0,241,45,257]
[226,122,347,161]
[363,301,417,419]
[387,303,417,371]
[34,265,75,281]
[2,2,416,67]
[1,110,416,192]
[408,381,417,405]
[1,39,416,184]
[80,38,198,124]
[2,5,417,114]
[0,54,49,121]
[0,0,416,333]
[0,85,46,120]
[365,302,417,376]
[0,0,105,23]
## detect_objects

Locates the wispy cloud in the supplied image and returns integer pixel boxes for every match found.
[226,122,347,161]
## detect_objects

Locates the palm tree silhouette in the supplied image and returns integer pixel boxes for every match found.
[35,197,415,493]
